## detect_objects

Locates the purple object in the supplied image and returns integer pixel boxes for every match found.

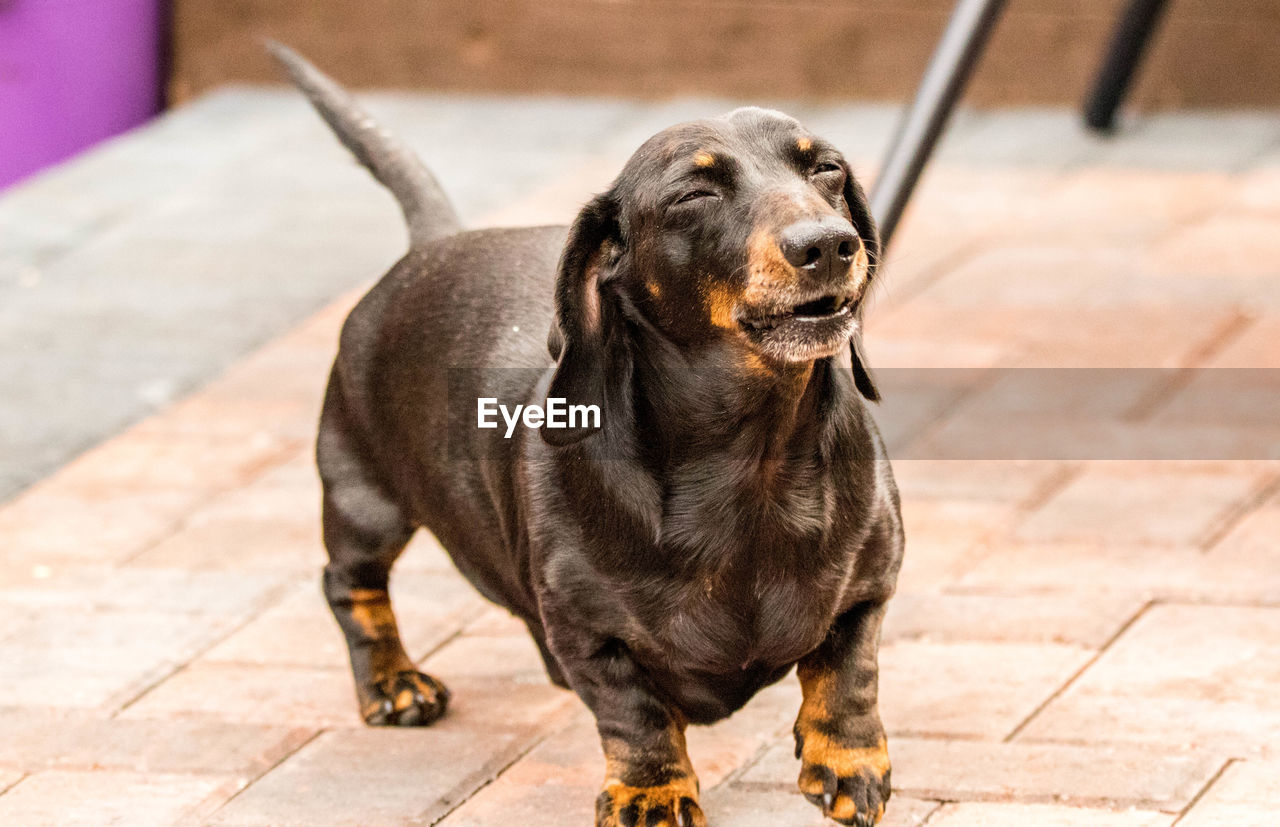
[0,0,162,190]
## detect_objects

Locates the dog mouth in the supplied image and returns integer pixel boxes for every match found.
[740,293,852,330]
[737,293,859,361]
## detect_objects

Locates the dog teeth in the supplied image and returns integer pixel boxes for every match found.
[794,305,850,323]
[746,302,851,331]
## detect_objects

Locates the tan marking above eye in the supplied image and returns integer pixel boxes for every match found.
[796,136,813,152]
[693,151,716,168]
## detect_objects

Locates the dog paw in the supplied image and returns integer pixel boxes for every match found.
[595,778,706,827]
[796,732,890,826]
[360,670,450,726]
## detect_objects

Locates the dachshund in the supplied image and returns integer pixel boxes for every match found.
[272,44,903,827]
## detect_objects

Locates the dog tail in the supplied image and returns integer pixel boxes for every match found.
[267,41,461,247]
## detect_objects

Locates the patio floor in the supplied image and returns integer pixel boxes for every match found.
[1,89,1279,825]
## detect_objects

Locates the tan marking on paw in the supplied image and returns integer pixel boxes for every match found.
[798,731,890,780]
[598,774,705,827]
[346,588,397,639]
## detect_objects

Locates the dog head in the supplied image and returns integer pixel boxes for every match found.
[546,107,880,444]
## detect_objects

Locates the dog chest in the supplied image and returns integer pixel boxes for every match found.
[645,566,840,676]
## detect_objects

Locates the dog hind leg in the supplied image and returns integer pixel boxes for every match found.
[318,382,450,726]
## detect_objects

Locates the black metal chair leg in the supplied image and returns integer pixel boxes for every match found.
[1084,0,1171,133]
[870,0,1009,250]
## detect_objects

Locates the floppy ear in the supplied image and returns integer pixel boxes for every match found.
[542,194,618,445]
[842,171,882,403]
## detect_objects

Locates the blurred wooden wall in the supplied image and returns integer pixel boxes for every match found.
[170,0,1280,108]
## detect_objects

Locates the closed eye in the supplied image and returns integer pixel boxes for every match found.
[675,190,717,205]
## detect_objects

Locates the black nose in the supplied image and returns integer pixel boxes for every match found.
[779,221,858,274]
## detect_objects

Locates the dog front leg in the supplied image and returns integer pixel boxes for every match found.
[556,637,705,827]
[794,601,891,826]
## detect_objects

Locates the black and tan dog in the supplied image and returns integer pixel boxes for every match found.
[273,44,903,827]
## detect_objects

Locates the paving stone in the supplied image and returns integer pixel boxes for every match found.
[958,537,1280,604]
[0,565,293,617]
[398,529,462,574]
[440,716,600,827]
[426,674,576,736]
[946,365,1168,424]
[1201,315,1280,368]
[1017,605,1280,759]
[1014,464,1265,546]
[869,331,1007,370]
[134,355,333,446]
[904,243,1142,310]
[874,304,1228,371]
[128,477,326,573]
[889,460,1067,505]
[925,801,1172,826]
[687,681,801,789]
[1151,374,1280,439]
[883,739,1216,811]
[0,709,313,777]
[0,605,241,710]
[908,414,1280,463]
[875,368,1008,454]
[1148,214,1280,280]
[0,481,196,568]
[1234,165,1280,213]
[119,663,363,728]
[125,643,574,734]
[1210,488,1280,560]
[1179,760,1280,827]
[208,727,525,825]
[872,209,984,303]
[424,630,554,681]
[738,736,1217,810]
[0,644,162,710]
[701,787,940,826]
[48,428,299,498]
[201,571,486,669]
[883,593,1144,649]
[459,605,532,636]
[878,640,1093,739]
[1017,169,1235,243]
[0,769,21,794]
[0,769,230,827]
[893,499,1021,592]
[905,168,1066,241]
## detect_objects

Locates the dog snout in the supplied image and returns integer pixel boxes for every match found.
[778,220,859,282]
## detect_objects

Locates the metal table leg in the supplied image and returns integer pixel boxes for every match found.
[870,0,1009,250]
[1083,0,1171,133]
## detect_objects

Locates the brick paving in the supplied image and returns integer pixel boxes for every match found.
[2,92,1278,824]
